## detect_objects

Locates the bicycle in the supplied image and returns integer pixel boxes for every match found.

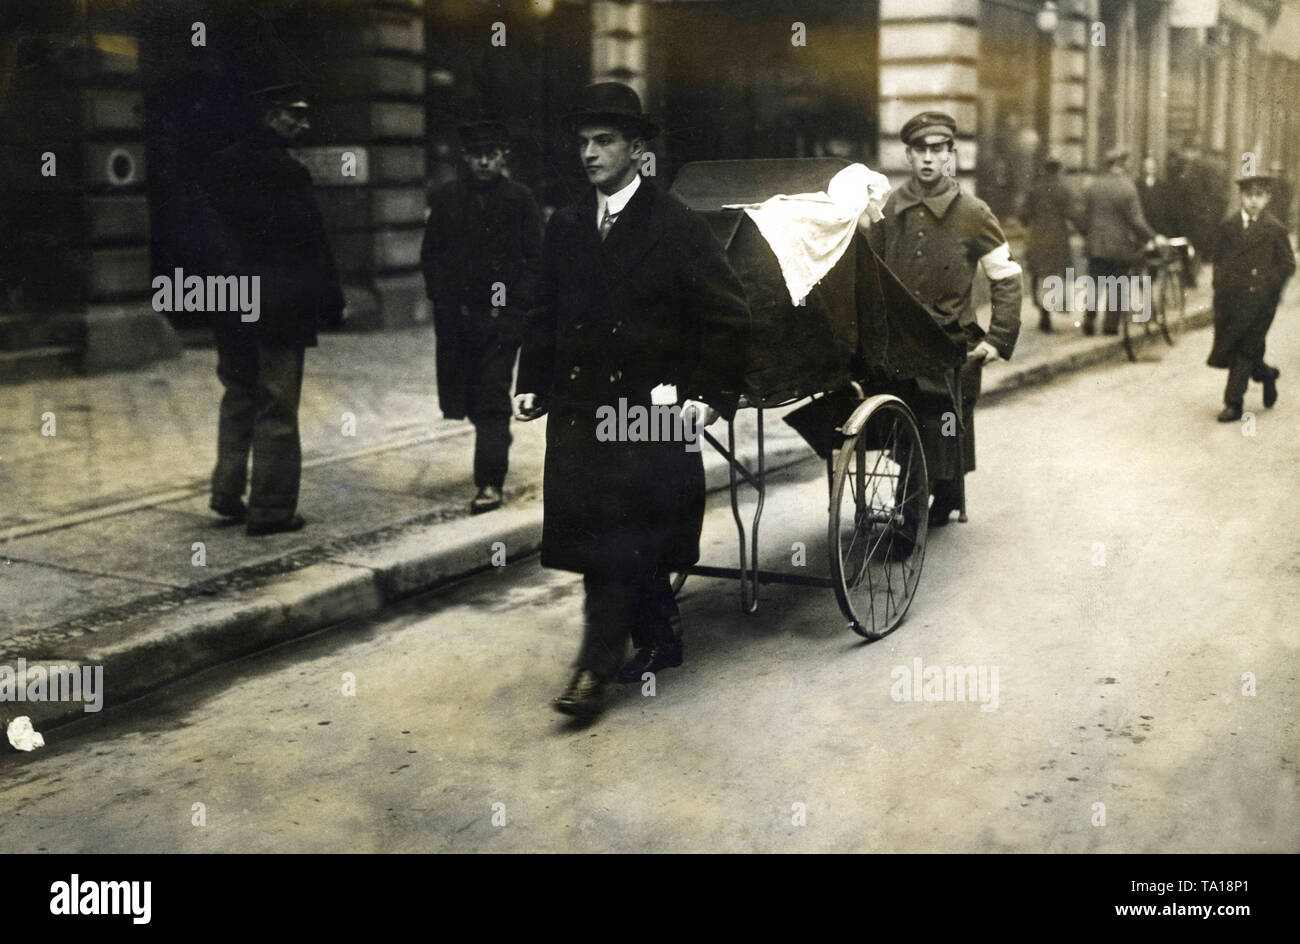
[1121,238,1186,361]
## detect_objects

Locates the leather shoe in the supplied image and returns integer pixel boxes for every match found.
[246,513,306,537]
[1217,405,1243,423]
[210,496,247,521]
[1263,368,1279,408]
[617,639,683,683]
[470,485,503,514]
[554,669,607,718]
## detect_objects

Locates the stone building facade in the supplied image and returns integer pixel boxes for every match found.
[1,0,1297,378]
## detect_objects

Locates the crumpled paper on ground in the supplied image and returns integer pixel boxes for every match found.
[740,162,892,305]
[7,716,46,751]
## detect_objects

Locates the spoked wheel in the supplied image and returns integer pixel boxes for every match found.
[1151,269,1173,345]
[1161,266,1185,334]
[828,396,929,640]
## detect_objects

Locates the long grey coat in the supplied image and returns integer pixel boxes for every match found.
[516,179,751,574]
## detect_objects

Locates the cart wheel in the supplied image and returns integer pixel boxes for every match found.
[670,571,688,596]
[828,397,928,640]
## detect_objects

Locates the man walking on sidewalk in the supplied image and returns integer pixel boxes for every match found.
[201,82,344,536]
[863,111,1022,527]
[513,82,751,719]
[1208,174,1295,422]
[1080,146,1159,335]
[421,120,543,514]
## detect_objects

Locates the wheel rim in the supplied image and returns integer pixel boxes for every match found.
[829,400,928,639]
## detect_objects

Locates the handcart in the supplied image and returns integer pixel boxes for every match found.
[669,159,967,640]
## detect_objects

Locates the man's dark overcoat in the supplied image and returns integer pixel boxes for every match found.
[1022,174,1076,280]
[201,132,344,347]
[420,174,542,419]
[517,179,751,575]
[1206,210,1295,368]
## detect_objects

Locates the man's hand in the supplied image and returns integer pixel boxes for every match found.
[683,399,719,428]
[513,393,546,421]
[968,340,1001,363]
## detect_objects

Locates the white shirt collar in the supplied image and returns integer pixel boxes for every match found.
[597,173,641,227]
[1242,209,1255,228]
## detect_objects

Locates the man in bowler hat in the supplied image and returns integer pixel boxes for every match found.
[513,82,751,718]
[421,120,543,513]
[863,111,1021,527]
[1207,174,1295,421]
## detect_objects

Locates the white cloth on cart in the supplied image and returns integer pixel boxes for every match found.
[739,163,892,306]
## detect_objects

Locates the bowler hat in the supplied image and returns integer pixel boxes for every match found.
[458,120,510,149]
[900,111,956,146]
[562,82,658,140]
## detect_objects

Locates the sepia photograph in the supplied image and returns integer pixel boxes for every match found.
[0,0,1295,878]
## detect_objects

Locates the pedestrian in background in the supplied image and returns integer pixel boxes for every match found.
[1079,146,1159,335]
[513,82,751,719]
[201,82,344,536]
[1207,175,1295,422]
[1267,160,1293,233]
[863,111,1022,528]
[1022,154,1075,332]
[421,120,543,514]
[1136,154,1175,235]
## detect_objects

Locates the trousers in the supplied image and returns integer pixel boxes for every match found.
[1223,349,1274,408]
[460,308,518,489]
[211,332,305,525]
[574,564,678,681]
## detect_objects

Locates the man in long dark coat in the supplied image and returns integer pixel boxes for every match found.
[514,83,751,719]
[864,112,1022,527]
[1022,155,1076,332]
[1208,175,1295,421]
[421,121,542,513]
[201,83,344,536]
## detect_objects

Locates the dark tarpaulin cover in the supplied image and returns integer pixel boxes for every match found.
[671,159,963,405]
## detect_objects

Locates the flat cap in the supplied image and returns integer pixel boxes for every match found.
[1103,145,1130,165]
[1235,174,1275,190]
[900,111,956,146]
[458,120,510,149]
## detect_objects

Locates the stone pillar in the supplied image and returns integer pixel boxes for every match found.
[0,4,179,380]
[310,0,428,330]
[877,0,980,191]
[1055,0,1092,171]
[1145,1,1170,173]
[592,1,647,102]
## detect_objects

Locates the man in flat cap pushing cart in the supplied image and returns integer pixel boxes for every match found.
[863,112,1022,527]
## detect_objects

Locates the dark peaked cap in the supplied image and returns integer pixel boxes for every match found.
[562,82,659,140]
[458,120,510,148]
[900,111,956,145]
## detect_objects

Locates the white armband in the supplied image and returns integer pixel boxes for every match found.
[979,242,1022,280]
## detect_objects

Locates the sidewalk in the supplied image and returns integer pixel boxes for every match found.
[0,280,1213,735]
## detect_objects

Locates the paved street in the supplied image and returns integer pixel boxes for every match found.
[1,299,1297,853]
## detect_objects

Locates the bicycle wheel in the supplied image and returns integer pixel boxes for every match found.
[1121,304,1138,361]
[1153,268,1174,345]
[1166,264,1186,330]
[828,397,928,640]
